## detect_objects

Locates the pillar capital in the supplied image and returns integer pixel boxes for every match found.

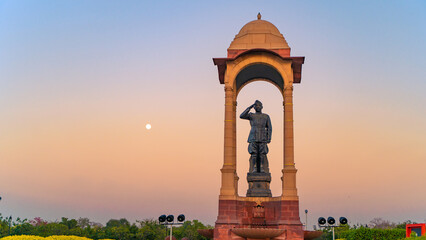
[224,85,233,92]
[284,84,293,91]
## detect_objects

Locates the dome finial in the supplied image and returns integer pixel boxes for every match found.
[257,12,261,20]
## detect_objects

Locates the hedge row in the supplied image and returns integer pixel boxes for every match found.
[334,228,406,240]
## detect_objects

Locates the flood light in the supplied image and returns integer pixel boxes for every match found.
[318,217,326,225]
[339,217,348,225]
[327,217,335,225]
[159,215,166,223]
[166,215,174,222]
[177,214,185,222]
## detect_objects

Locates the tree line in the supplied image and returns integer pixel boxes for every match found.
[0,215,211,240]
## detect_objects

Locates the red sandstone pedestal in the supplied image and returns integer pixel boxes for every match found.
[213,199,304,240]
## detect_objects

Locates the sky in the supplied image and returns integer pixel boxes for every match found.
[0,0,425,227]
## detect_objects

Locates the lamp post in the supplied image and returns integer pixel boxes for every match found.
[158,214,185,240]
[318,216,348,240]
[305,209,308,230]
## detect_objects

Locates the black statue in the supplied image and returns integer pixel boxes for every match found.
[240,100,272,173]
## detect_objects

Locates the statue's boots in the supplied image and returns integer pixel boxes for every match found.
[264,155,269,173]
[250,155,257,173]
[259,155,268,173]
[259,164,265,173]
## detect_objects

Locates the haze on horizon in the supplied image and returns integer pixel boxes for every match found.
[1,0,425,226]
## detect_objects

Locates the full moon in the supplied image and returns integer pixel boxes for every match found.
[145,124,151,130]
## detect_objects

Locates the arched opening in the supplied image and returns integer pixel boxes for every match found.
[235,63,284,93]
[236,81,283,197]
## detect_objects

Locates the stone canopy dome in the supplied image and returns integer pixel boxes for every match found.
[228,14,290,51]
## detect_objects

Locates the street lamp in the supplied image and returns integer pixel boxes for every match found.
[304,210,308,230]
[327,217,335,225]
[159,215,167,223]
[339,217,348,225]
[166,215,174,223]
[159,214,185,240]
[177,214,185,222]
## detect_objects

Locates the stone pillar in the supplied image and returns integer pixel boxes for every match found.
[282,84,298,200]
[232,99,239,195]
[220,85,237,197]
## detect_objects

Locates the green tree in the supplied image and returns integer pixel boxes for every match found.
[34,223,69,237]
[82,225,106,240]
[396,220,413,229]
[11,222,35,235]
[119,219,130,227]
[0,215,10,237]
[104,226,131,240]
[106,218,130,228]
[77,218,91,229]
[173,220,212,240]
[61,217,78,229]
[137,219,166,240]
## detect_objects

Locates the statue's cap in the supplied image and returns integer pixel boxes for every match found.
[255,100,262,105]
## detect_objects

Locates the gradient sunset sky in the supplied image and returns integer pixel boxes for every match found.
[1,0,425,227]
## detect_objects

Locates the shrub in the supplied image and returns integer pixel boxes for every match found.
[336,227,406,240]
[33,224,69,237]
